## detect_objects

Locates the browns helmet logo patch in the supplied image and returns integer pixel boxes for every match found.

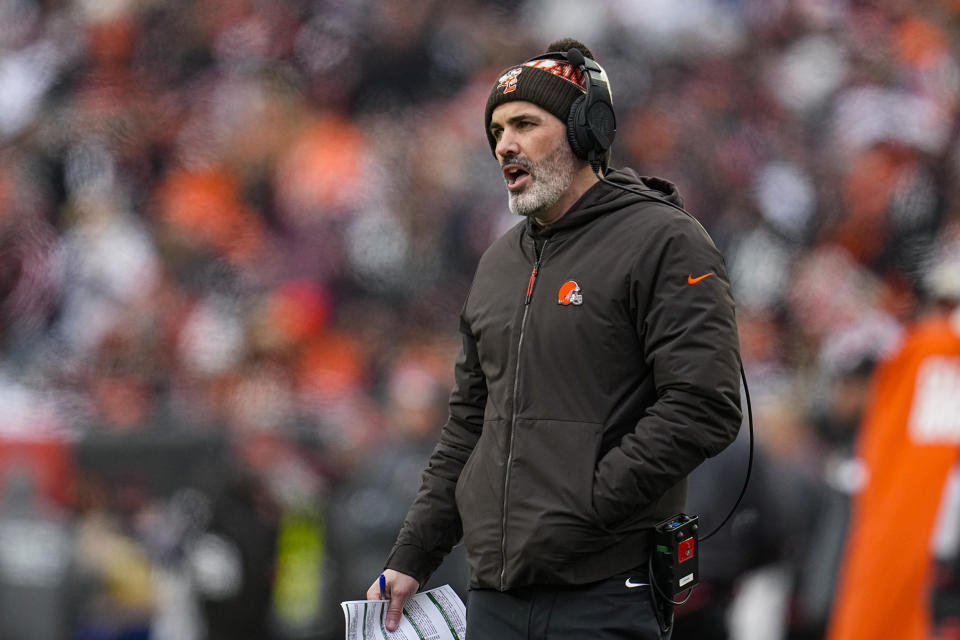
[557,281,583,306]
[497,67,523,94]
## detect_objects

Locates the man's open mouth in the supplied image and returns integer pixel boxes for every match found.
[503,164,531,191]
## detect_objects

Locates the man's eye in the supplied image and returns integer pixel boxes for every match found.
[491,129,502,140]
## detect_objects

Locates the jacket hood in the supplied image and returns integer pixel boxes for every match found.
[528,167,684,239]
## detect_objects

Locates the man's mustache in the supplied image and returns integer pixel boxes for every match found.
[500,155,533,173]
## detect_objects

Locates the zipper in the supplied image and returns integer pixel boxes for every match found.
[500,238,547,589]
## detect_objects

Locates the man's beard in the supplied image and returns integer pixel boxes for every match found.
[505,141,578,218]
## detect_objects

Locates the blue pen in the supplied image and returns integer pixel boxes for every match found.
[379,573,387,600]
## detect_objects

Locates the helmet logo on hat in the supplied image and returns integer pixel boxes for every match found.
[557,280,583,306]
[498,67,523,94]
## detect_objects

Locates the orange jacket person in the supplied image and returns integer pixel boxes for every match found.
[828,279,960,640]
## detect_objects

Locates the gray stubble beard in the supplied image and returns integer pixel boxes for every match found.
[507,140,578,218]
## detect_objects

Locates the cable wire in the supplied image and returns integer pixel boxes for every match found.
[701,361,754,542]
[595,171,756,541]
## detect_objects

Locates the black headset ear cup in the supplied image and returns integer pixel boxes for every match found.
[586,98,616,153]
[567,92,617,162]
[566,95,589,160]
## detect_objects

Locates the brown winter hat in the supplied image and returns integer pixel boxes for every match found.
[483,39,595,154]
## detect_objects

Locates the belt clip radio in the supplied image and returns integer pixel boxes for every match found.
[650,513,699,602]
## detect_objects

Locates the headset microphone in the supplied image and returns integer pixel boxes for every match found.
[565,47,585,70]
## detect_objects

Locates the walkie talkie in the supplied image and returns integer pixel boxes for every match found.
[650,513,699,601]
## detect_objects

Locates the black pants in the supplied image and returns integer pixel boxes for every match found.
[466,570,672,640]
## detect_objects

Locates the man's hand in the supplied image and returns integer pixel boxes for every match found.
[366,569,420,632]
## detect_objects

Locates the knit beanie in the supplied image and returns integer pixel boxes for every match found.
[484,39,594,155]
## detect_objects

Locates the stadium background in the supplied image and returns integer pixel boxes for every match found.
[1,0,959,638]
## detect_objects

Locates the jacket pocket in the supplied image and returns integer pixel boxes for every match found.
[506,419,613,564]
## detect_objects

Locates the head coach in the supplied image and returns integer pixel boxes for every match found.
[365,37,743,640]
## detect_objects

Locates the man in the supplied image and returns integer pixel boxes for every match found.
[366,38,742,639]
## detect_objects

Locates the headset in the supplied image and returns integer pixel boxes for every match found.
[524,48,617,171]
[525,49,692,217]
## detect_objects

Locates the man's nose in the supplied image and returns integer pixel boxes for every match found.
[495,130,519,161]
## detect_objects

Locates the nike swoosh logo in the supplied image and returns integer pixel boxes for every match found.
[624,578,649,589]
[688,272,714,285]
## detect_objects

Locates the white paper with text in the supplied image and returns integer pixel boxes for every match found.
[341,584,466,640]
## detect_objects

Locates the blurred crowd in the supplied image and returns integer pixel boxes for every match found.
[2,0,960,638]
